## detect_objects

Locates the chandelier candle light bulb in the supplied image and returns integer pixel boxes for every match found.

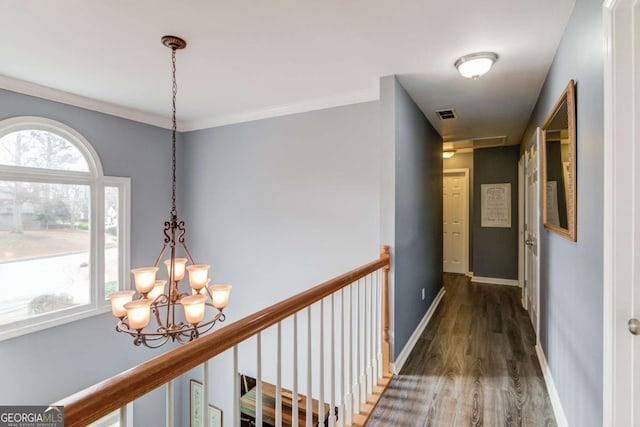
[186,264,211,290]
[181,294,207,324]
[147,280,167,300]
[124,299,153,330]
[109,290,136,317]
[164,258,188,281]
[131,267,159,294]
[107,35,231,348]
[210,284,232,310]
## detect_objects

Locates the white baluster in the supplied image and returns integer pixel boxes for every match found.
[356,278,363,409]
[307,307,312,427]
[346,284,353,425]
[377,270,383,381]
[257,333,263,427]
[319,299,325,425]
[339,288,345,427]
[276,322,282,427]
[166,379,174,427]
[360,276,371,403]
[234,346,240,427]
[120,402,133,426]
[329,294,336,427]
[368,272,374,394]
[293,313,299,427]
[203,361,209,427]
[364,274,371,400]
[372,271,378,386]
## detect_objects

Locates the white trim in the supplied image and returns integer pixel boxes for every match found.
[390,286,445,374]
[536,344,569,427]
[1,74,380,132]
[0,306,112,342]
[466,271,473,277]
[0,116,104,177]
[0,75,174,131]
[518,156,525,301]
[181,87,379,131]
[522,128,542,337]
[471,276,520,287]
[603,0,638,426]
[104,177,132,296]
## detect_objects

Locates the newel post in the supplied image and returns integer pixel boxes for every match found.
[380,245,391,375]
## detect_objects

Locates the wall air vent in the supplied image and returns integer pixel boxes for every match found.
[436,109,457,120]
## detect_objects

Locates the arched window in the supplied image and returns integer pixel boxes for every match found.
[0,117,129,339]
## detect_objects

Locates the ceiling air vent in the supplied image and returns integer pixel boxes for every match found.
[436,109,457,120]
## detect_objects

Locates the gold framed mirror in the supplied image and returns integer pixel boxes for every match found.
[541,80,576,241]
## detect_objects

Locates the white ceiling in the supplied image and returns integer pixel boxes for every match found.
[0,0,574,143]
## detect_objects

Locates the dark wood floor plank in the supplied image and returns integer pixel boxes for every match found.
[366,273,557,427]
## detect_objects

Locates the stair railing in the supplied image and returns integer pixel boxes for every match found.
[58,245,391,427]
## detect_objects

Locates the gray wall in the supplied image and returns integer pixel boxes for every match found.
[179,101,381,426]
[0,89,174,426]
[381,76,443,359]
[520,0,604,424]
[472,146,520,280]
[444,152,474,272]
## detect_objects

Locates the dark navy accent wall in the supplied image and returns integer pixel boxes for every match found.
[472,146,520,280]
[381,76,443,359]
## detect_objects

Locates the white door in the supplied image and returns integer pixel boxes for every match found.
[443,170,468,274]
[604,1,640,425]
[524,129,541,335]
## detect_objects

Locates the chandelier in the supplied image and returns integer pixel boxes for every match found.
[107,35,231,348]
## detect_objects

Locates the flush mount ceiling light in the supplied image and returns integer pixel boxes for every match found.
[442,150,456,159]
[108,36,232,348]
[454,52,498,79]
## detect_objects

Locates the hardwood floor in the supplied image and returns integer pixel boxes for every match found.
[367,273,556,427]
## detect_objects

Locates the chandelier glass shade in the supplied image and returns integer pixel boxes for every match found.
[108,35,231,348]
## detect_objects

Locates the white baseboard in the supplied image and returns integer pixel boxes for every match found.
[471,275,520,287]
[466,271,474,278]
[535,344,569,427]
[390,287,446,374]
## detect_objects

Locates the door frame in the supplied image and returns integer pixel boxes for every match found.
[443,168,470,275]
[603,0,637,425]
[518,156,525,306]
[522,128,542,338]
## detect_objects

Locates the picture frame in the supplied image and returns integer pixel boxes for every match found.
[480,183,512,228]
[190,379,223,427]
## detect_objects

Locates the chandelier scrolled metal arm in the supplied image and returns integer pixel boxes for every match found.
[108,36,231,348]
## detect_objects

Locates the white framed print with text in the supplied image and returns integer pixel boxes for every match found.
[481,183,512,228]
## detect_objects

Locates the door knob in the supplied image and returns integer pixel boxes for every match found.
[629,318,640,335]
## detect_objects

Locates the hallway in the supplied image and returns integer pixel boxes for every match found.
[367,274,556,426]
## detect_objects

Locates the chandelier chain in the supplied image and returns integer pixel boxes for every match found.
[111,35,230,348]
[171,47,178,219]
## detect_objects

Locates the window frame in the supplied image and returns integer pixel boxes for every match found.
[0,116,130,341]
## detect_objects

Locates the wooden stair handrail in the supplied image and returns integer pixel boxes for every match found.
[59,246,391,427]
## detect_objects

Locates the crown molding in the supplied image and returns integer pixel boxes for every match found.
[0,74,176,130]
[181,86,380,131]
[1,75,379,133]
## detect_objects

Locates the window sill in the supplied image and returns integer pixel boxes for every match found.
[0,304,112,343]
